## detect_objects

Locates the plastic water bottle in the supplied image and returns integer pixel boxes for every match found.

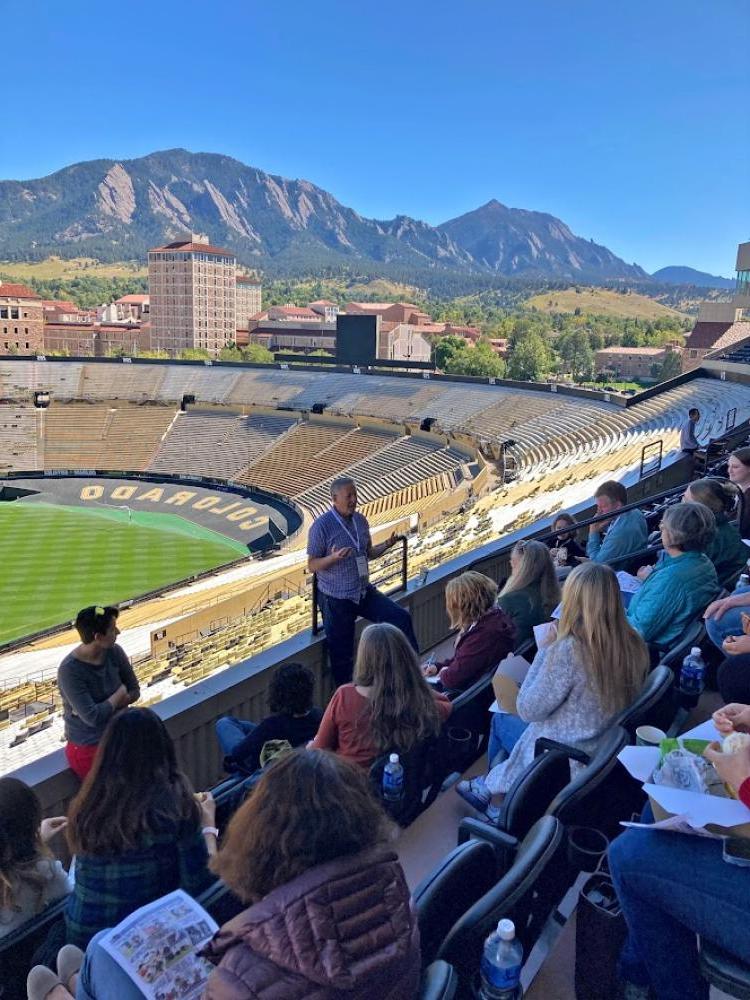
[479,918,523,999]
[735,573,749,592]
[679,647,706,696]
[382,753,404,803]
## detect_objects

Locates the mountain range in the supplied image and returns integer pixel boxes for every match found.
[0,149,652,282]
[0,149,727,288]
[650,266,734,290]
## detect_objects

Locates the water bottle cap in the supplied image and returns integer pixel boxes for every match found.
[389,753,399,764]
[497,918,515,940]
[690,647,701,657]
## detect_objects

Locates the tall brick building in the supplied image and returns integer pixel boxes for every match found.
[235,276,262,331]
[148,233,236,356]
[0,283,44,355]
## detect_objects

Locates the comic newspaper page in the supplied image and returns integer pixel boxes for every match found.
[98,890,219,1000]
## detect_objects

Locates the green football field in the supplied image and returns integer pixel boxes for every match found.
[0,502,249,645]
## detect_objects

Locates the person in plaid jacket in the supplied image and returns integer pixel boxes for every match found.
[64,709,216,948]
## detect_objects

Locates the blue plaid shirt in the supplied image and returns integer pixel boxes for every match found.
[308,508,372,601]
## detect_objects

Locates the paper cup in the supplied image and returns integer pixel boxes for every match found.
[636,725,667,747]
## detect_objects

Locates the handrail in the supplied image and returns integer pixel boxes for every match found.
[311,535,409,635]
[639,440,663,480]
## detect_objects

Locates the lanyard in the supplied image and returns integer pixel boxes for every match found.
[331,509,361,551]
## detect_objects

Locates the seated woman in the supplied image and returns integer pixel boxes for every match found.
[608,701,750,1000]
[310,622,451,769]
[684,478,749,584]
[215,662,323,774]
[497,540,561,646]
[713,613,750,705]
[457,562,649,814]
[728,446,750,538]
[627,503,719,655]
[545,511,586,566]
[57,606,140,780]
[64,708,215,948]
[36,750,421,1000]
[422,571,516,690]
[0,778,69,939]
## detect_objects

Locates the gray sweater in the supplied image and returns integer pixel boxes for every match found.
[58,644,139,745]
[485,635,612,795]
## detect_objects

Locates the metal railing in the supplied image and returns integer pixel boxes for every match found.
[639,439,663,480]
[311,535,409,635]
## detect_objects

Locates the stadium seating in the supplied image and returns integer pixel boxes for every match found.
[149,409,298,479]
[437,816,568,998]
[0,405,39,472]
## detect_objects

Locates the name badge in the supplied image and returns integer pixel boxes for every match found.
[356,555,369,580]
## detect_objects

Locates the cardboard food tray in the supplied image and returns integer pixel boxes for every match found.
[618,720,750,838]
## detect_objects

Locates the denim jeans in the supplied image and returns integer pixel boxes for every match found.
[705,584,750,649]
[215,716,256,758]
[318,584,419,686]
[609,826,750,1000]
[76,929,144,1000]
[487,712,529,769]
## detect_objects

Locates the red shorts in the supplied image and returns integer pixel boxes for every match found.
[65,741,99,780]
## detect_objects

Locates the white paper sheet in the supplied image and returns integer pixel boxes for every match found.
[644,783,750,829]
[620,813,721,838]
[616,570,642,594]
[680,719,722,743]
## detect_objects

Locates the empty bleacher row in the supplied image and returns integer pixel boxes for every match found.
[236,423,398,496]
[0,405,39,472]
[7,360,750,483]
[148,409,299,480]
[296,436,465,515]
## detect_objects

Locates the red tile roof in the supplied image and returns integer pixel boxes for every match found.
[701,321,750,354]
[149,241,235,256]
[236,275,261,284]
[115,294,150,304]
[0,283,41,300]
[42,299,78,311]
[684,322,733,349]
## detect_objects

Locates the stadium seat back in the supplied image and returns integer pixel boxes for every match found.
[413,839,497,968]
[369,735,444,826]
[419,960,458,1000]
[547,725,630,838]
[438,816,567,998]
[496,747,573,840]
[0,895,69,1000]
[615,665,674,739]
[196,877,246,926]
[658,619,706,672]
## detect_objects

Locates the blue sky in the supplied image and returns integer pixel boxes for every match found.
[2,0,748,275]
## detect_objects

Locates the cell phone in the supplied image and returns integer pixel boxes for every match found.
[722,836,750,867]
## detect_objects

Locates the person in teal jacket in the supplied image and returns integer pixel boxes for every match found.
[684,478,749,586]
[586,481,648,564]
[627,502,719,651]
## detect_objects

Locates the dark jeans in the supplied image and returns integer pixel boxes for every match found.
[318,584,419,686]
[718,653,750,703]
[609,825,750,1000]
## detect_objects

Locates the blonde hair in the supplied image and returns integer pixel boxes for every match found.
[557,562,648,715]
[445,571,498,631]
[353,623,442,754]
[500,540,561,614]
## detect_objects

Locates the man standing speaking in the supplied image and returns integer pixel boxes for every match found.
[307,476,419,685]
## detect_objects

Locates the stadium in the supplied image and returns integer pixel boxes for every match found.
[3,351,750,997]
